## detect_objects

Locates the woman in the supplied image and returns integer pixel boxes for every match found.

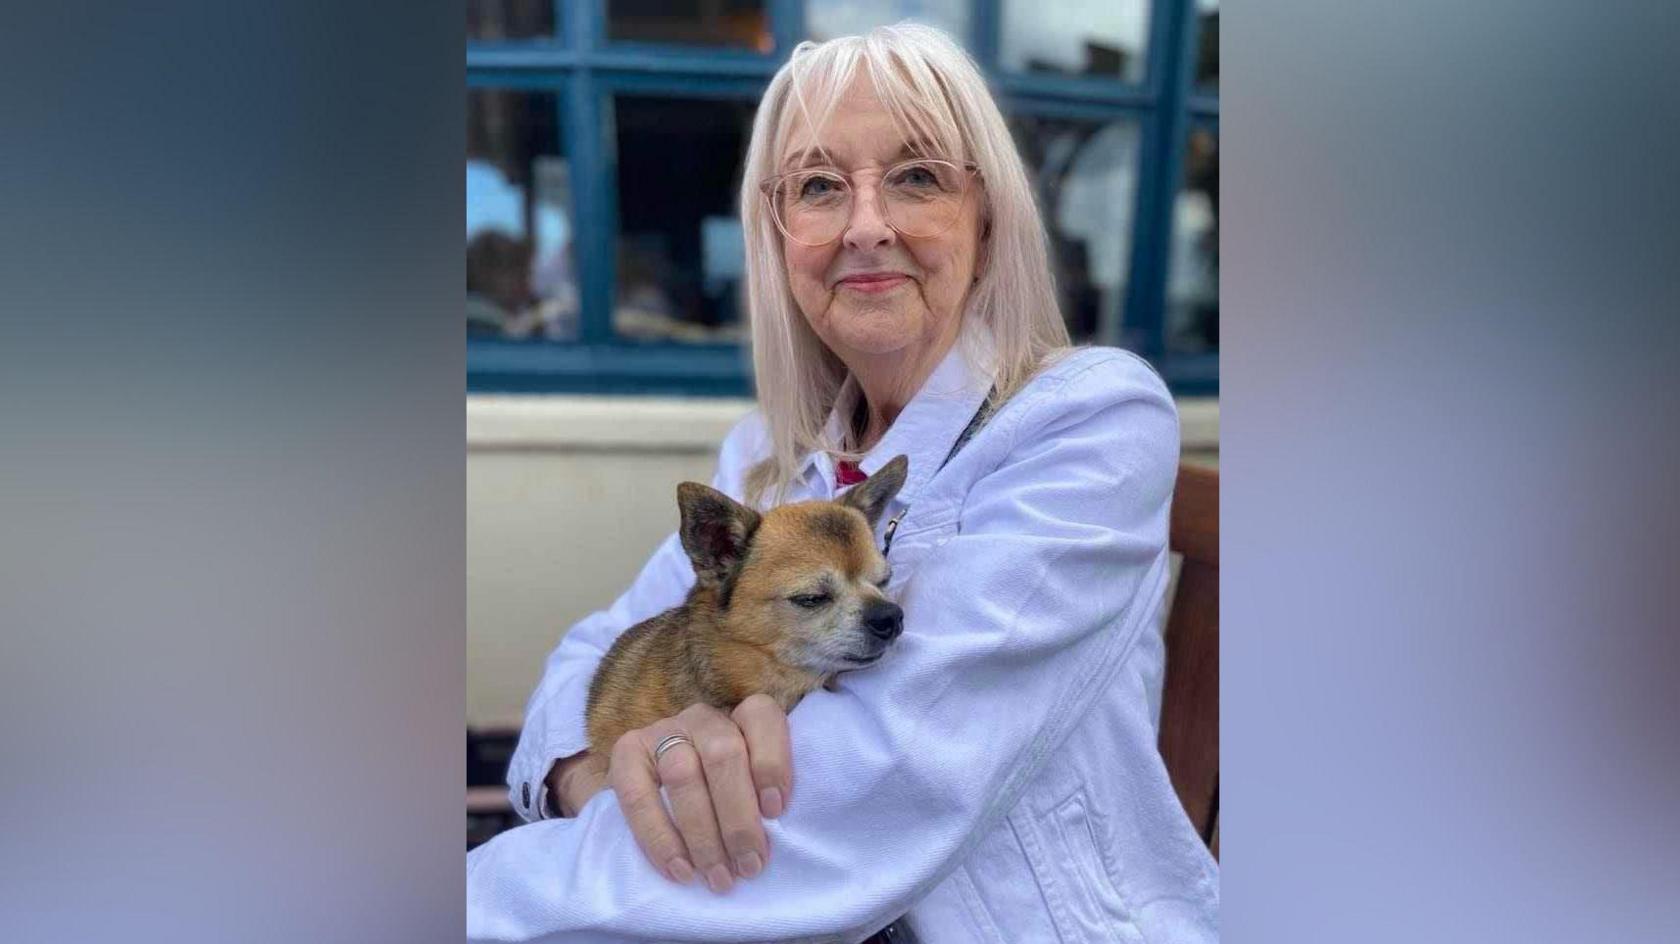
[469,24,1218,943]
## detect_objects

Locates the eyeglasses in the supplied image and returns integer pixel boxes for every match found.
[759,158,980,247]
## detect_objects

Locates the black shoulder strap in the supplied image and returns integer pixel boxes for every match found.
[937,385,998,473]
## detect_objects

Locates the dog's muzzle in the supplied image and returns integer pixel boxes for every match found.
[862,600,903,642]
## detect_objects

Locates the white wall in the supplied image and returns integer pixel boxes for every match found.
[466,394,1217,727]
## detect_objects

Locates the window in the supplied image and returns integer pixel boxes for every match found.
[467,0,1219,396]
[607,0,773,50]
[1177,1,1219,383]
[805,0,970,43]
[1193,0,1217,91]
[612,95,757,344]
[1000,0,1150,83]
[1008,114,1140,344]
[1168,125,1217,356]
[467,89,578,341]
[467,0,557,41]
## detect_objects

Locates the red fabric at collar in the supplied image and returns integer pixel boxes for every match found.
[835,460,868,487]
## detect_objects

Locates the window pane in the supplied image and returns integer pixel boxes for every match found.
[613,95,756,344]
[607,0,772,51]
[466,89,579,341]
[1000,0,1149,83]
[1167,126,1217,355]
[806,0,970,43]
[467,0,556,42]
[1194,0,1218,91]
[1007,115,1140,344]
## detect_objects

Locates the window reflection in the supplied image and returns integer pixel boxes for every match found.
[1008,115,1139,343]
[466,90,579,340]
[467,0,556,42]
[607,0,773,51]
[614,95,756,344]
[1000,0,1149,83]
[1167,126,1217,354]
[805,0,969,43]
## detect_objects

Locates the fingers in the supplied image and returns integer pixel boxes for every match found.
[732,694,792,819]
[681,705,769,885]
[609,731,694,886]
[656,717,735,894]
[608,700,789,895]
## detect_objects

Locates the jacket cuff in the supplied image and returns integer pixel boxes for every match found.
[506,671,593,822]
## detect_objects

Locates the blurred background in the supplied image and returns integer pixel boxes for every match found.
[466,0,1220,846]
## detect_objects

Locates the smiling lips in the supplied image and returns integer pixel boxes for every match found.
[838,272,909,293]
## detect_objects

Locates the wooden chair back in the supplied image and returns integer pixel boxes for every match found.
[1158,463,1219,859]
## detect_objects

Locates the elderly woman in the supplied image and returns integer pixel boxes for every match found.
[468,24,1218,944]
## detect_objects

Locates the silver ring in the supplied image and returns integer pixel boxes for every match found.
[653,733,694,763]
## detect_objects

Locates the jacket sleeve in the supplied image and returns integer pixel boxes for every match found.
[469,353,1180,943]
[502,411,768,822]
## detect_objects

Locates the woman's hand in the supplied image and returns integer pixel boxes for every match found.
[608,694,792,894]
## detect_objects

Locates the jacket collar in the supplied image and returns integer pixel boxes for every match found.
[801,325,997,508]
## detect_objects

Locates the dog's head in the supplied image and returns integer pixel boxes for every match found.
[676,455,910,676]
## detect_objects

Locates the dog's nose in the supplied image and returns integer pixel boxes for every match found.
[863,601,903,641]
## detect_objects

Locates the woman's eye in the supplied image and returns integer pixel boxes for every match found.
[799,175,842,199]
[892,165,939,188]
[790,593,830,609]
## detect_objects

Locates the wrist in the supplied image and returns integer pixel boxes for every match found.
[545,758,571,818]
[548,752,592,818]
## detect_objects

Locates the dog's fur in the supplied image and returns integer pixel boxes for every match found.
[584,456,910,759]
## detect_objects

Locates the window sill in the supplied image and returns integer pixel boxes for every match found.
[467,395,1219,454]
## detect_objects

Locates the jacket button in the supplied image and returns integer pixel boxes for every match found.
[521,782,532,810]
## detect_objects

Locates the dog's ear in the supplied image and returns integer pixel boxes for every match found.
[676,483,762,588]
[839,454,909,528]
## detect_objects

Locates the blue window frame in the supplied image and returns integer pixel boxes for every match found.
[467,0,1218,396]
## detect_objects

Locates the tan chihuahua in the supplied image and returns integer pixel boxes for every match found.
[584,455,910,759]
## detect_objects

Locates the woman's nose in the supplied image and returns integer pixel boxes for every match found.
[841,185,896,252]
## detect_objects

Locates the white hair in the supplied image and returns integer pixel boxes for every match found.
[739,23,1070,506]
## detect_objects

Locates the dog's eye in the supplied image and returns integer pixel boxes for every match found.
[789,593,830,609]
[875,570,893,588]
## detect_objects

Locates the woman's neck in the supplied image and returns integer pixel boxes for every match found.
[843,324,962,453]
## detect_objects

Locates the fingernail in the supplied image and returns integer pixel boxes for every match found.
[735,850,763,879]
[759,787,784,818]
[705,863,734,894]
[666,857,694,884]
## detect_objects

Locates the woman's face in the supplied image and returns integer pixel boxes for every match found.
[777,76,984,364]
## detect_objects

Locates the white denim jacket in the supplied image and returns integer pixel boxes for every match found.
[467,338,1220,943]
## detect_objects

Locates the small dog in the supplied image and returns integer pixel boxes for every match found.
[584,455,910,759]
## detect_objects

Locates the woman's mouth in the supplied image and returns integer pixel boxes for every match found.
[837,273,909,294]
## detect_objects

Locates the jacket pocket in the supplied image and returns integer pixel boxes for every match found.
[1016,791,1146,944]
[881,513,957,591]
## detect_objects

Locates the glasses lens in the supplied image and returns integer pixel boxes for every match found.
[774,172,849,245]
[883,161,966,238]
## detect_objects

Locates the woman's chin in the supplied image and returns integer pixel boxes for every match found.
[828,305,924,355]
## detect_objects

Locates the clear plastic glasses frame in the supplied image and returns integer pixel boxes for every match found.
[759,158,981,247]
